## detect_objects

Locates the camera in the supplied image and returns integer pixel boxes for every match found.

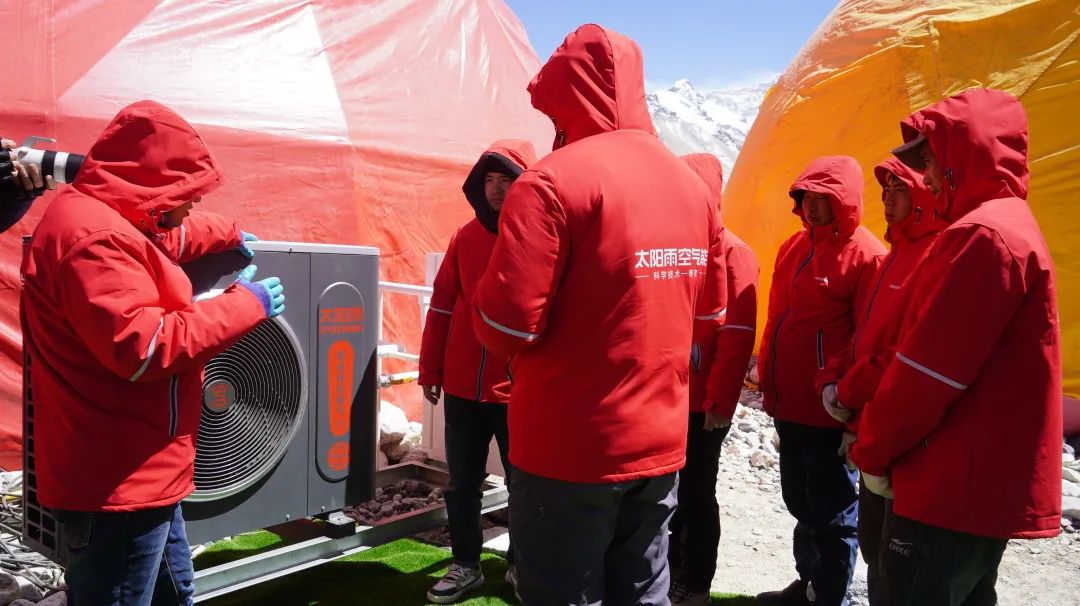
[12,136,85,184]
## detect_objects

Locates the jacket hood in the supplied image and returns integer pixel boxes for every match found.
[896,88,1028,221]
[527,24,656,150]
[462,139,536,234]
[788,155,863,238]
[874,157,944,245]
[74,100,223,236]
[680,153,724,213]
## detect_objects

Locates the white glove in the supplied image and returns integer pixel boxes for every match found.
[822,383,852,423]
[861,471,894,499]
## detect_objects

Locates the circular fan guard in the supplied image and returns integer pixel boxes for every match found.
[190,317,307,501]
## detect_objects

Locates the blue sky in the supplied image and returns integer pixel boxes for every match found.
[505,0,838,91]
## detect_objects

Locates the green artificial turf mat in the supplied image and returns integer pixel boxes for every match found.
[198,536,759,605]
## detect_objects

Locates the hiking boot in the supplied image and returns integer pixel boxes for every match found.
[426,564,484,604]
[669,579,712,606]
[757,579,813,605]
[505,565,523,603]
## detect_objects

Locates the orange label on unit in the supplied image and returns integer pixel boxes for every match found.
[327,440,350,472]
[319,306,364,335]
[327,341,354,436]
[209,383,228,411]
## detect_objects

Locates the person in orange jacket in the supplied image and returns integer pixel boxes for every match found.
[668,153,759,606]
[418,139,536,604]
[816,157,944,605]
[850,88,1062,606]
[756,156,886,606]
[472,24,727,606]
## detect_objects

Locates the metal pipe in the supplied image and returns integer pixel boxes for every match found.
[378,281,433,297]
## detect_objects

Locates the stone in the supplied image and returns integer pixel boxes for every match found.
[1062,467,1080,485]
[1063,496,1080,520]
[405,421,423,446]
[749,449,776,470]
[0,572,19,606]
[400,450,430,465]
[384,439,413,462]
[378,400,409,446]
[1064,480,1080,499]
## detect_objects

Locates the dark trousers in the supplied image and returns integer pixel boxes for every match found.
[509,466,678,606]
[858,483,895,606]
[55,503,194,606]
[443,393,513,568]
[668,412,730,592]
[884,514,1008,606]
[776,421,860,606]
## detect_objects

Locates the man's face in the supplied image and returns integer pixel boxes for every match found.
[883,173,913,225]
[484,172,514,212]
[159,197,199,229]
[920,143,944,196]
[801,191,835,227]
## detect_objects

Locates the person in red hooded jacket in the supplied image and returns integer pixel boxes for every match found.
[667,153,759,606]
[756,156,886,606]
[418,139,536,604]
[815,157,944,605]
[850,88,1062,606]
[472,24,727,606]
[21,101,283,606]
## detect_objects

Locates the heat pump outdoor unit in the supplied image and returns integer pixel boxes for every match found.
[22,241,381,555]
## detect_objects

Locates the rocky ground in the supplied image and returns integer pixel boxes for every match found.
[413,390,1080,605]
[707,391,1080,605]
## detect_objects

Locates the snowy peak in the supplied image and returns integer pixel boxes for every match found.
[647,78,772,180]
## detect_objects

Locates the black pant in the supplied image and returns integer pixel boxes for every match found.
[776,421,860,606]
[443,393,513,568]
[884,514,1008,606]
[668,412,730,592]
[510,466,678,606]
[858,483,894,606]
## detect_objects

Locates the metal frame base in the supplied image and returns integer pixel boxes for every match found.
[192,462,507,602]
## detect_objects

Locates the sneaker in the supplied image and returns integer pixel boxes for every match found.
[669,580,712,606]
[426,564,485,604]
[756,579,813,605]
[505,565,523,603]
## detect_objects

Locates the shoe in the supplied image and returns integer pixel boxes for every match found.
[505,565,523,603]
[669,579,712,606]
[426,564,485,604]
[756,579,813,605]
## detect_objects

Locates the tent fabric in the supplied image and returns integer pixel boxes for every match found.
[0,0,552,470]
[723,0,1080,402]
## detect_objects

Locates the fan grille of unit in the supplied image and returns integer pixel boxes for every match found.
[191,318,306,500]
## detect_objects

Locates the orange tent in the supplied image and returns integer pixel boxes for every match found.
[724,0,1080,413]
[0,0,551,469]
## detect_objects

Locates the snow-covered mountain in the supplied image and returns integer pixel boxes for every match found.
[646,79,772,180]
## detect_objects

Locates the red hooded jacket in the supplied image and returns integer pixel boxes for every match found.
[851,89,1062,539]
[21,101,268,512]
[758,156,887,428]
[682,154,759,419]
[817,158,944,425]
[473,25,727,483]
[418,140,537,403]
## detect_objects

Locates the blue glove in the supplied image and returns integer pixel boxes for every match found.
[238,231,258,259]
[235,264,286,318]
